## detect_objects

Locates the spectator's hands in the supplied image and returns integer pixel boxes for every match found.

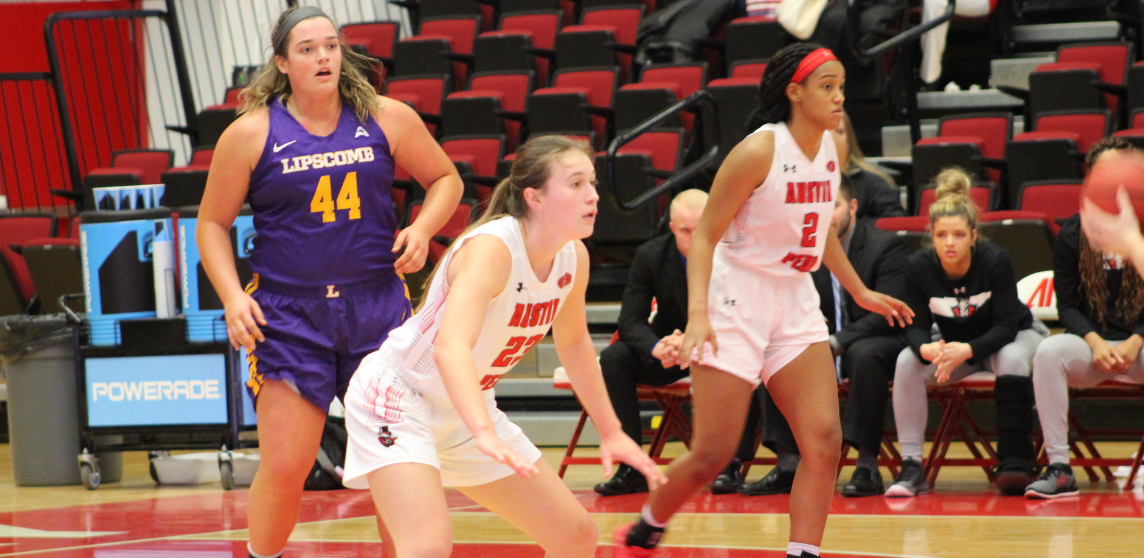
[1085,333,1124,373]
[853,288,914,327]
[1081,188,1144,258]
[934,342,972,383]
[223,292,266,351]
[920,341,946,364]
[652,329,685,368]
[393,223,430,274]
[599,430,667,490]
[679,318,716,370]
[1110,335,1142,373]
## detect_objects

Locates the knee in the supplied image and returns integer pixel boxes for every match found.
[1032,336,1073,375]
[685,442,739,483]
[256,450,314,485]
[799,423,843,467]
[894,349,923,380]
[557,513,598,556]
[599,344,634,382]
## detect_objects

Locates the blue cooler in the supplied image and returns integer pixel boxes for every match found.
[80,209,174,346]
[179,206,256,343]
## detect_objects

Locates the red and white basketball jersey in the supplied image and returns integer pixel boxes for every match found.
[716,121,840,276]
[382,215,577,403]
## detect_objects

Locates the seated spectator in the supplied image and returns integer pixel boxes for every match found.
[725,174,909,498]
[594,189,708,496]
[1028,138,1144,499]
[837,112,904,221]
[920,0,993,86]
[888,167,1045,498]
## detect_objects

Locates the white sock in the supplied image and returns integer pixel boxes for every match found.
[788,542,820,556]
[248,542,283,558]
[640,504,667,528]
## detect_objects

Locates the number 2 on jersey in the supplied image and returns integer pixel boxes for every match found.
[800,213,818,248]
[492,334,544,368]
[311,172,361,223]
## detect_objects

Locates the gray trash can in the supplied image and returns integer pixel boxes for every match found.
[1,314,122,486]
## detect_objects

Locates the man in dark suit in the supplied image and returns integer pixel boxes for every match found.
[594,189,707,496]
[735,175,909,498]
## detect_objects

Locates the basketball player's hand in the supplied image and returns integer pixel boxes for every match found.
[223,293,266,351]
[475,431,539,478]
[599,430,668,490]
[392,224,430,274]
[680,318,717,370]
[934,342,972,383]
[1081,188,1144,257]
[853,289,914,328]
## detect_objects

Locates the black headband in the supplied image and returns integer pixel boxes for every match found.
[274,6,331,53]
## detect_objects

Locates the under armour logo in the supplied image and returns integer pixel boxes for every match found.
[783,164,797,172]
[326,285,341,298]
[378,426,397,447]
[724,297,736,306]
[517,282,525,292]
[355,126,370,138]
[953,287,967,296]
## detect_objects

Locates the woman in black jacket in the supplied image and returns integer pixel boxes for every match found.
[887,168,1046,498]
[1029,138,1144,499]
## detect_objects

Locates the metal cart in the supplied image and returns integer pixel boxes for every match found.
[70,309,257,490]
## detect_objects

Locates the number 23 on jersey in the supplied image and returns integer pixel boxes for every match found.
[311,172,361,223]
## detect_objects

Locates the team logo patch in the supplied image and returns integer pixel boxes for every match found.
[827,161,836,172]
[378,426,397,447]
[355,125,370,138]
[557,273,572,288]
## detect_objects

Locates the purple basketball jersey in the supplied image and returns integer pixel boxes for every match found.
[247,97,398,291]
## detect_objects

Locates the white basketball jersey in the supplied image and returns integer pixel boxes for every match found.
[716,121,840,276]
[383,216,577,403]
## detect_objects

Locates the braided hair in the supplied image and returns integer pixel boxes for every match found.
[744,42,829,135]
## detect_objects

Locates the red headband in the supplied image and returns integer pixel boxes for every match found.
[790,48,838,84]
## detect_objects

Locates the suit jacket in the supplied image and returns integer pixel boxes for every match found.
[617,233,689,357]
[812,220,909,349]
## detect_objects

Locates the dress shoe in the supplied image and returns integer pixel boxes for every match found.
[594,464,648,496]
[738,467,796,496]
[711,460,743,494]
[841,466,884,498]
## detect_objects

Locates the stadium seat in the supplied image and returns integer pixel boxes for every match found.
[441,71,533,150]
[911,113,1011,206]
[394,15,480,89]
[473,11,561,85]
[528,67,620,149]
[441,134,506,203]
[385,74,452,136]
[724,16,789,70]
[197,104,239,148]
[916,184,996,216]
[979,212,1055,279]
[341,20,400,70]
[20,237,82,314]
[730,59,768,81]
[1016,180,1082,231]
[706,77,759,155]
[0,214,59,315]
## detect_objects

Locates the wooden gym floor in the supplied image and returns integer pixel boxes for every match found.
[0,442,1140,557]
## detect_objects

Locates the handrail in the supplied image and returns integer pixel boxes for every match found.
[605,90,720,211]
[859,0,957,59]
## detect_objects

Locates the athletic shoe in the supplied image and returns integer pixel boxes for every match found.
[738,467,796,496]
[885,458,929,497]
[612,523,658,558]
[841,466,884,498]
[711,460,744,494]
[594,464,648,496]
[1024,463,1079,500]
[993,457,1040,496]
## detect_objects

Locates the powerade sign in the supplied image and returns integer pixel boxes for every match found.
[86,354,228,427]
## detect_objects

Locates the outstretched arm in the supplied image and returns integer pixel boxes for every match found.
[553,242,667,488]
[822,228,913,327]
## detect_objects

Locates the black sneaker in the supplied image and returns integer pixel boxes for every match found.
[1024,462,1079,499]
[711,460,743,494]
[594,464,648,496]
[841,466,884,498]
[739,467,796,496]
[993,458,1040,496]
[885,458,929,498]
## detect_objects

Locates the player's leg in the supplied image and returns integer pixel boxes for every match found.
[247,380,327,556]
[460,458,598,558]
[367,463,454,558]
[375,513,397,557]
[765,341,841,548]
[643,365,755,520]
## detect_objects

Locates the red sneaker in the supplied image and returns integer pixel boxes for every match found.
[612,523,658,558]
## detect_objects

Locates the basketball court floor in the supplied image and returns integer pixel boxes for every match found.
[0,443,1140,557]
